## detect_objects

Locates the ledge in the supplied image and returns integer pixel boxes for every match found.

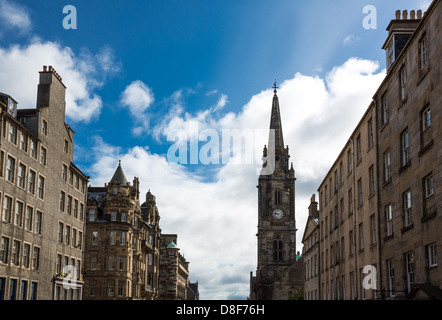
[421,211,437,223]
[382,178,392,188]
[398,96,408,110]
[380,120,389,132]
[418,140,433,157]
[399,161,411,174]
[416,65,430,86]
[383,234,394,241]
[401,224,414,234]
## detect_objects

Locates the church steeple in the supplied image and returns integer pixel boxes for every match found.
[268,81,285,152]
[253,80,298,300]
[263,81,290,174]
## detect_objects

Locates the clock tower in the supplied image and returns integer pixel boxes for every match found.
[253,82,298,300]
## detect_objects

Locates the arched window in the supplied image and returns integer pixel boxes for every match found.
[274,189,282,205]
[273,240,283,261]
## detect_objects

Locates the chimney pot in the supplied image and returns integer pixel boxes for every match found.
[410,10,416,19]
[48,66,53,71]
[417,10,422,18]
[43,65,47,72]
[402,10,408,20]
[395,10,401,19]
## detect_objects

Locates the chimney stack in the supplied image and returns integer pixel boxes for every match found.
[41,65,64,84]
[37,64,67,117]
[417,10,422,19]
[308,194,319,218]
[402,10,408,19]
[395,9,422,20]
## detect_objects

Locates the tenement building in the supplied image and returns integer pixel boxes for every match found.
[306,0,441,300]
[0,66,89,300]
[375,2,441,299]
[302,195,319,300]
[249,83,304,300]
[83,162,191,300]
[317,102,379,300]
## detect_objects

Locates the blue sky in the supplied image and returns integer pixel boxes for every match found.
[0,0,431,300]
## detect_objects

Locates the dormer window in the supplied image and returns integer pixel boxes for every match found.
[385,33,412,71]
[383,10,421,73]
[386,40,395,70]
[113,187,118,195]
[42,119,48,135]
[8,100,16,116]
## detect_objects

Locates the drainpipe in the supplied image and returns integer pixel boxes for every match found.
[374,100,384,299]
[349,137,358,300]
[317,193,321,300]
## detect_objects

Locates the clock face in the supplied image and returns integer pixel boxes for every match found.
[272,209,284,220]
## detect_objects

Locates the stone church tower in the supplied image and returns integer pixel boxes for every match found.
[250,83,303,300]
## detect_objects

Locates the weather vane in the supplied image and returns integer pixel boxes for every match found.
[272,79,279,94]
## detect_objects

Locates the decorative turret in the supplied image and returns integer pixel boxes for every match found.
[132,177,140,200]
[146,189,156,204]
[109,160,128,186]
[166,240,179,250]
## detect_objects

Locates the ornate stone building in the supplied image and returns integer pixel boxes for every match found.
[249,83,304,300]
[159,234,189,300]
[83,162,192,300]
[0,67,88,300]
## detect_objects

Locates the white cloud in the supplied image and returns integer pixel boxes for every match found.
[0,39,120,122]
[415,0,432,10]
[343,34,358,46]
[87,57,385,299]
[212,93,228,112]
[0,0,31,35]
[120,80,154,114]
[206,89,218,96]
[120,80,155,135]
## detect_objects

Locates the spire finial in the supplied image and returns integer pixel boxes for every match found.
[272,79,279,94]
[118,160,121,166]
